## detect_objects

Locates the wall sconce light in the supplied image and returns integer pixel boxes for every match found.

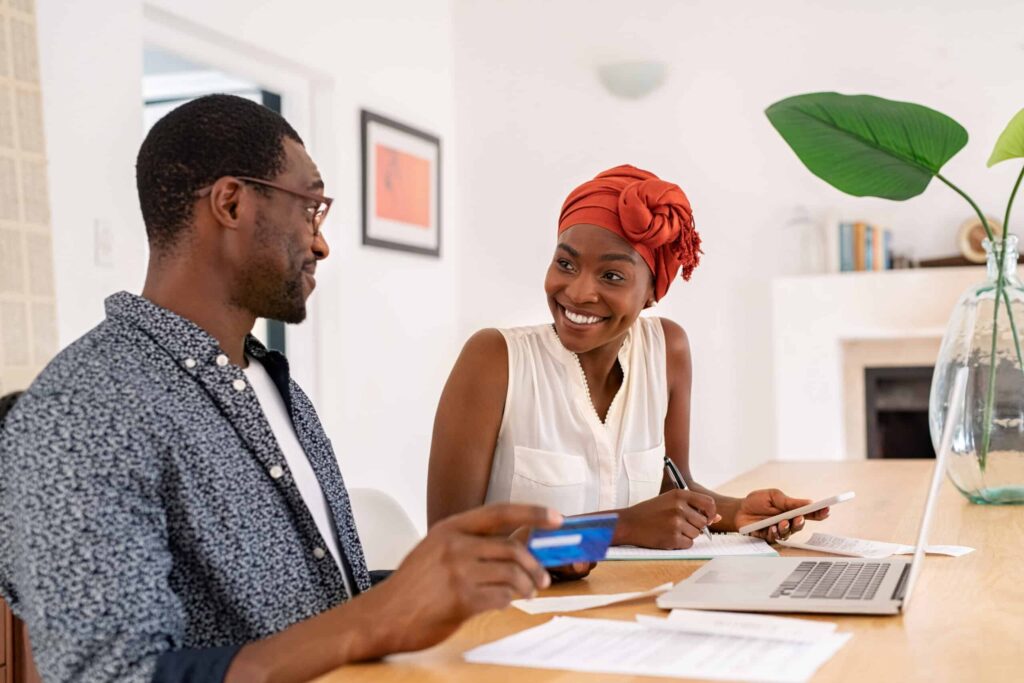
[596,60,668,100]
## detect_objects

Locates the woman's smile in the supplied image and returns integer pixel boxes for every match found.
[559,304,609,327]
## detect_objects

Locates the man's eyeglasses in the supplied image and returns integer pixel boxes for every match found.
[196,176,333,238]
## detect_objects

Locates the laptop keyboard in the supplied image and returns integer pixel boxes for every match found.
[770,561,890,600]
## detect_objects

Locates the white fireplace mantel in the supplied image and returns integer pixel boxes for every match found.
[771,265,1020,461]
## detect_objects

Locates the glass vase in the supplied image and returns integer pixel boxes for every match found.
[929,234,1024,504]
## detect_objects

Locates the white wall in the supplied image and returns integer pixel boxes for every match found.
[37,0,459,530]
[451,0,1024,485]
[36,0,148,346]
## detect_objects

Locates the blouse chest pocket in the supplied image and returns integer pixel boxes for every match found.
[510,446,587,516]
[623,443,666,506]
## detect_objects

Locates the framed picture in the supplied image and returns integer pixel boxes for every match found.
[361,110,441,257]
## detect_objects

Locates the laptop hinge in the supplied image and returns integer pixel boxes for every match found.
[891,563,912,601]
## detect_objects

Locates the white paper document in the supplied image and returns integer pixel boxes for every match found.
[605,534,777,560]
[919,544,975,556]
[512,582,673,614]
[778,532,974,558]
[637,609,838,643]
[464,616,851,683]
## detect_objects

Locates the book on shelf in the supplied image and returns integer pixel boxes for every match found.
[839,222,853,272]
[865,224,874,271]
[835,219,893,273]
[853,222,865,271]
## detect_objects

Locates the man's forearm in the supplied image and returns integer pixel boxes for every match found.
[224,592,397,683]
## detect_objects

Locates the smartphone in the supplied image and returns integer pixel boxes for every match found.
[527,513,618,567]
[737,491,855,535]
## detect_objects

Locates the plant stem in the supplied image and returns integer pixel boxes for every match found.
[1000,164,1023,242]
[1003,290,1023,366]
[999,166,1024,373]
[938,173,1003,471]
[938,174,997,241]
[981,290,1001,472]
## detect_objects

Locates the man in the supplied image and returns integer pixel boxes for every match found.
[0,94,559,683]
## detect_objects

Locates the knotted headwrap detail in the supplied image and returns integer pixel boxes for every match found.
[558,164,701,301]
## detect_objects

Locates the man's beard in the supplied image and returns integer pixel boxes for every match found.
[253,270,306,324]
[235,212,309,324]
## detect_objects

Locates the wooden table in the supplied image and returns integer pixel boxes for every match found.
[314,461,1024,682]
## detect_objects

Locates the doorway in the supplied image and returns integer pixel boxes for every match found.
[141,45,287,354]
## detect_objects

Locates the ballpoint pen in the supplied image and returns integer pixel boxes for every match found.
[663,456,713,542]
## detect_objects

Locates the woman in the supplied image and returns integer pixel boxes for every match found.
[428,165,827,548]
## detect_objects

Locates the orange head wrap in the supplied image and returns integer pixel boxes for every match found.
[557,164,701,301]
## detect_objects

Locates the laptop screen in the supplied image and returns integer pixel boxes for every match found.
[901,366,968,609]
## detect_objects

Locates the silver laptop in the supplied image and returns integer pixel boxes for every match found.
[657,367,967,616]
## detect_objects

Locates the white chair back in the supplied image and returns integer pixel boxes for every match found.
[347,488,421,570]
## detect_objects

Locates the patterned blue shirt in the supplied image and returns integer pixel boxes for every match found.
[0,292,371,682]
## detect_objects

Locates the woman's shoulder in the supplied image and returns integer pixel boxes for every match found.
[458,328,509,369]
[444,329,510,400]
[493,322,555,341]
[651,316,691,361]
[461,322,552,352]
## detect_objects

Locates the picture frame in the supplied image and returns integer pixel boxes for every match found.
[360,110,442,257]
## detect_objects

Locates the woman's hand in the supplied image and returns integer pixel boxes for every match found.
[734,488,830,542]
[617,489,721,549]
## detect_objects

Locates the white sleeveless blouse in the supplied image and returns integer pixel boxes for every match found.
[484,316,669,515]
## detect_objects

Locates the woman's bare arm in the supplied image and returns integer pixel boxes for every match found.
[426,329,509,527]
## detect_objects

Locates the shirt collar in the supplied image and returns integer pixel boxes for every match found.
[104,291,272,367]
[544,319,635,376]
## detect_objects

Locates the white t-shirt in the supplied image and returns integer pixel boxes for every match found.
[243,356,352,596]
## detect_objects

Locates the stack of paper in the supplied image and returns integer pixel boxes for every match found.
[605,533,777,560]
[639,609,838,641]
[465,610,850,683]
[778,532,974,558]
[512,582,673,614]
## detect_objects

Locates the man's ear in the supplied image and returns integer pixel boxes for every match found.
[205,177,246,230]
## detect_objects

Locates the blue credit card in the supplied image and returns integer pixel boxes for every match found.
[527,513,618,567]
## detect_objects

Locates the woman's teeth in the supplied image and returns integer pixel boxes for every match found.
[564,308,603,325]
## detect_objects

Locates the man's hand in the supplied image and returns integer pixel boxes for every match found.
[360,503,561,656]
[616,489,720,549]
[508,526,596,583]
[226,504,561,682]
[547,562,596,582]
[735,488,830,542]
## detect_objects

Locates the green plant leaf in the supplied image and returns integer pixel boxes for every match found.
[765,92,968,200]
[988,108,1024,167]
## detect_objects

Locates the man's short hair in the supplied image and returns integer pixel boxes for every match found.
[135,94,303,250]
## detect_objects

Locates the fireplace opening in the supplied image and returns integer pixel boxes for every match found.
[864,366,935,459]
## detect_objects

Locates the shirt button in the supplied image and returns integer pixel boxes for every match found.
[216,354,229,367]
[232,378,246,392]
[269,465,284,479]
[184,358,197,369]
[313,547,326,559]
